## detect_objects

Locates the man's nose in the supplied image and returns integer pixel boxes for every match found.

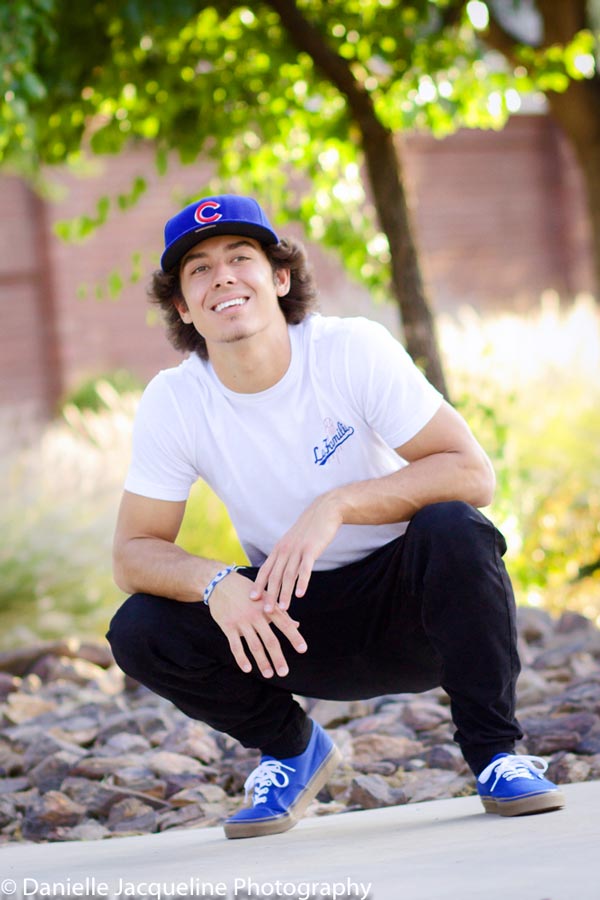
[212,262,236,288]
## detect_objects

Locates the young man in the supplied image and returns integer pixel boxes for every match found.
[108,194,564,840]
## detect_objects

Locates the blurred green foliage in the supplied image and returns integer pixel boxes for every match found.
[457,388,600,617]
[443,295,600,620]
[0,390,138,647]
[59,369,144,413]
[176,481,245,564]
[2,1,596,301]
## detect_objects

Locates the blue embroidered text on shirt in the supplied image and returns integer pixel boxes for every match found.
[313,422,355,465]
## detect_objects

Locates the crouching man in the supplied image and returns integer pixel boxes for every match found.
[108,194,564,838]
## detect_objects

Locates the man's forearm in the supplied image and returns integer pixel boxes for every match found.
[113,536,226,603]
[331,448,495,527]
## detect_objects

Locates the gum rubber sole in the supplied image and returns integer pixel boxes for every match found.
[481,788,566,816]
[224,744,343,839]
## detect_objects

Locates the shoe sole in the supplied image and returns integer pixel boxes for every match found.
[224,744,343,839]
[481,789,566,816]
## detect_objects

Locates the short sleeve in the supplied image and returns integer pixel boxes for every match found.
[342,318,444,449]
[124,373,199,501]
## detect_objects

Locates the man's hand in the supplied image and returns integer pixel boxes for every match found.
[208,572,308,678]
[250,492,344,612]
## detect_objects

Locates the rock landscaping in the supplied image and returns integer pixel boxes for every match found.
[0,607,599,843]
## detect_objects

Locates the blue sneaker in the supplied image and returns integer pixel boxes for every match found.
[224,721,342,839]
[477,753,565,816]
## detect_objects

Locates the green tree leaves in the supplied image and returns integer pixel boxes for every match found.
[3,1,598,382]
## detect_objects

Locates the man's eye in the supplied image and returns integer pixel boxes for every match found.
[191,265,208,274]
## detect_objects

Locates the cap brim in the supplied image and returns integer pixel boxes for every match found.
[161,222,278,272]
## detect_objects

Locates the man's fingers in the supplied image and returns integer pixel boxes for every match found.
[255,625,290,677]
[240,628,275,678]
[259,588,278,614]
[227,634,252,674]
[293,554,314,599]
[279,550,314,605]
[221,599,306,679]
[211,574,304,678]
[274,549,314,609]
[249,575,267,601]
[250,558,274,601]
[265,561,286,608]
[272,608,308,654]
[253,545,314,611]
[275,557,303,611]
[265,545,307,610]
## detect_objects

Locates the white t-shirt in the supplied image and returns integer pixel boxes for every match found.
[125,314,443,569]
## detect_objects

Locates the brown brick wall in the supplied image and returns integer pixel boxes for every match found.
[45,146,196,390]
[403,116,594,312]
[0,179,59,435]
[0,115,595,432]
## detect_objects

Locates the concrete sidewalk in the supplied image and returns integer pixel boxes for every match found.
[2,781,600,900]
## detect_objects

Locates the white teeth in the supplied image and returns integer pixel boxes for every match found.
[214,298,247,313]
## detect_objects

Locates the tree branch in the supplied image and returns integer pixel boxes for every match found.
[264,0,381,133]
[438,0,469,30]
[483,8,531,68]
[536,0,588,45]
[484,0,589,65]
[264,0,449,395]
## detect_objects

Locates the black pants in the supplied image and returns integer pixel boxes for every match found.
[107,501,523,776]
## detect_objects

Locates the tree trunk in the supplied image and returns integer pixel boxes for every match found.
[544,81,600,297]
[266,0,449,397]
[537,0,600,294]
[578,140,600,294]
[485,0,600,295]
[358,118,449,396]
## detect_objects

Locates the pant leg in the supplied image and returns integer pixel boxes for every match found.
[106,591,311,757]
[107,501,522,771]
[279,500,523,773]
[398,500,523,774]
[105,537,441,757]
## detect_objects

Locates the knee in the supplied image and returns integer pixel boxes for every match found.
[411,500,476,531]
[409,501,494,552]
[106,593,163,675]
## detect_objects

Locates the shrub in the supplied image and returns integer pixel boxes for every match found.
[441,293,600,622]
[0,380,243,648]
[59,369,144,414]
[0,387,136,647]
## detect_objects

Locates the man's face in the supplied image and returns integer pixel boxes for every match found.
[176,234,290,355]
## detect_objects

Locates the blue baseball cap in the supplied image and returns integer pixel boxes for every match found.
[161,194,279,271]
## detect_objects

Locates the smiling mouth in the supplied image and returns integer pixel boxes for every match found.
[213,297,248,313]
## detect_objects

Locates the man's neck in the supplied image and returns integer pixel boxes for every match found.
[208,320,292,393]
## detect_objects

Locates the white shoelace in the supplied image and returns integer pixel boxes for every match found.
[478,754,548,793]
[243,760,297,805]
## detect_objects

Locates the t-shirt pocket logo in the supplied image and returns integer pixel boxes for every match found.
[313,419,355,465]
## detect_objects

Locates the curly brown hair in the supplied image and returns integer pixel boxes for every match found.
[148,238,319,359]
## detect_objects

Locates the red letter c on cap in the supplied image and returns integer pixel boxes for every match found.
[194,201,222,224]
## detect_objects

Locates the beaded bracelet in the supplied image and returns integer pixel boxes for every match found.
[203,565,240,606]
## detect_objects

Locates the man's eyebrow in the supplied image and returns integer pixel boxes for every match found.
[181,240,257,267]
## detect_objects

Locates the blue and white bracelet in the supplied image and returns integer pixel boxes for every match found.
[203,565,240,606]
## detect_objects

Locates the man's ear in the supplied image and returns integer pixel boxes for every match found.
[174,297,193,324]
[274,268,291,297]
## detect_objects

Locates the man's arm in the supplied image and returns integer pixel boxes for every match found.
[113,491,214,600]
[333,400,495,524]
[252,401,496,610]
[113,491,308,678]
